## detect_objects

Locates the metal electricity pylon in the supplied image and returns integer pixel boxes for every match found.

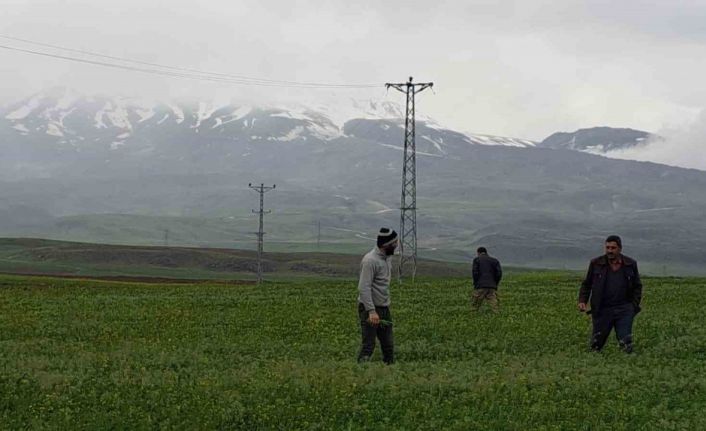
[385,76,433,282]
[249,182,275,284]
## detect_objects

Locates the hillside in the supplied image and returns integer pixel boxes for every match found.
[2,89,706,274]
[538,126,657,153]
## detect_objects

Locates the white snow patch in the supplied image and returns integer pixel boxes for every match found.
[134,107,155,123]
[193,102,215,128]
[46,122,63,137]
[54,107,76,129]
[421,135,446,154]
[584,145,606,154]
[156,113,170,125]
[105,105,132,129]
[231,106,252,120]
[95,110,107,128]
[464,132,536,148]
[213,106,253,128]
[270,111,297,119]
[110,141,125,150]
[6,96,41,120]
[168,103,184,124]
[12,124,29,133]
[116,132,130,139]
[282,106,342,140]
[94,102,132,130]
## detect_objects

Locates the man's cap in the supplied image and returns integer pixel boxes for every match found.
[377,228,398,247]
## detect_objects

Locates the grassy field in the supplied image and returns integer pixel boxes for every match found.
[0,238,477,282]
[1,272,704,430]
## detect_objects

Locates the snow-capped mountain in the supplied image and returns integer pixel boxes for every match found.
[537,127,657,154]
[0,88,535,162]
[4,88,706,272]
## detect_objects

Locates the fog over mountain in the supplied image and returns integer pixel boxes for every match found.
[538,127,656,153]
[603,110,706,171]
[2,88,706,274]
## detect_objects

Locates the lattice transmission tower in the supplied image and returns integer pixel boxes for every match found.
[385,77,433,282]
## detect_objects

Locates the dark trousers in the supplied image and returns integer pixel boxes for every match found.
[357,303,394,364]
[591,303,635,351]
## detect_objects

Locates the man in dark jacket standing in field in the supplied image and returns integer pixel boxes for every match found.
[578,235,643,353]
[471,247,503,312]
[357,228,398,364]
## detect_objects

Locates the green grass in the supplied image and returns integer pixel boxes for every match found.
[0,237,476,281]
[1,272,704,429]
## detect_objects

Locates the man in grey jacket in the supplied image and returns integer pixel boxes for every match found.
[471,247,503,312]
[357,227,398,364]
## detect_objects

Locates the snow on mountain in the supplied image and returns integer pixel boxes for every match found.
[1,88,538,154]
[538,127,655,153]
[5,95,42,120]
[464,133,536,148]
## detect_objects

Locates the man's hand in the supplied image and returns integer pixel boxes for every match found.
[578,302,588,312]
[368,311,380,326]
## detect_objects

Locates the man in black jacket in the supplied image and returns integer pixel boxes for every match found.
[578,235,643,353]
[471,247,503,312]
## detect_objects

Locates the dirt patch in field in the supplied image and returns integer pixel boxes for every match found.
[0,271,255,285]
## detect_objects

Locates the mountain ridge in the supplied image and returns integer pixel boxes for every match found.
[2,88,706,274]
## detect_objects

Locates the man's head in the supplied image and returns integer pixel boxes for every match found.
[377,228,398,256]
[604,235,622,260]
[477,246,488,256]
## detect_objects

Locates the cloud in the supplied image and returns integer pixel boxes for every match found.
[1,0,706,142]
[606,109,706,170]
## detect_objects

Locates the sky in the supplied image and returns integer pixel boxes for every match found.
[1,0,706,151]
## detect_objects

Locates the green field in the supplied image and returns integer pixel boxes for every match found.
[1,272,704,430]
[0,237,477,282]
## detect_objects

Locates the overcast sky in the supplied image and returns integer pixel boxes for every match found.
[2,0,706,145]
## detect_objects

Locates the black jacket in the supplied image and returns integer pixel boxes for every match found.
[472,254,502,289]
[578,254,643,314]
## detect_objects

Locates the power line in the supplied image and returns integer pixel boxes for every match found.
[0,35,380,89]
[0,34,377,88]
[0,43,371,88]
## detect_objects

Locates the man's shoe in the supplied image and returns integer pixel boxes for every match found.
[619,335,634,354]
[620,342,634,354]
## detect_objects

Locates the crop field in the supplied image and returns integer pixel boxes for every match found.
[1,272,704,430]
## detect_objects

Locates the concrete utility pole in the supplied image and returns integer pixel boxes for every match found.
[385,76,433,283]
[317,220,321,250]
[249,183,275,284]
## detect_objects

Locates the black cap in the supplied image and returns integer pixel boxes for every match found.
[377,228,398,247]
